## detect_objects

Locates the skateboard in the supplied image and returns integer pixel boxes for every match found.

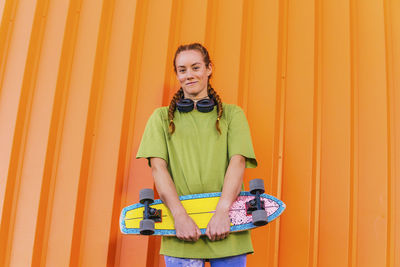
[120,179,286,236]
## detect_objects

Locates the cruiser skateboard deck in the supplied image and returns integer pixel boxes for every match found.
[120,179,286,236]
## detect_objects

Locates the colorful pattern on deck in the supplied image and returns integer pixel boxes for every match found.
[229,196,280,225]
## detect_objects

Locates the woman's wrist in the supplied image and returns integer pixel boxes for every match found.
[170,205,188,218]
[215,200,231,213]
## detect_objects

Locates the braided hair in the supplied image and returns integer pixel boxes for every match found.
[168,88,184,134]
[169,43,223,134]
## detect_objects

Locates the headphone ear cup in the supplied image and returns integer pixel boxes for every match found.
[177,98,194,112]
[196,98,216,113]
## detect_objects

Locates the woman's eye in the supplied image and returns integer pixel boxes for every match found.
[178,69,185,73]
[193,66,199,70]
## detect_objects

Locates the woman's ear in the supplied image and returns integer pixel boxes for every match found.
[207,63,213,77]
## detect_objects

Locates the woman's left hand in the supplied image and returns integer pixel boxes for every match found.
[205,210,231,241]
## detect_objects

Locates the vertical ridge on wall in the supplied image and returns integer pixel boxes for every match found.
[112,1,150,266]
[309,0,322,265]
[69,0,115,265]
[31,0,78,264]
[80,0,142,261]
[279,0,317,264]
[383,1,397,266]
[239,2,262,265]
[386,1,400,266]
[237,0,253,113]
[42,0,87,265]
[386,0,400,266]
[356,0,389,265]
[204,0,217,62]
[0,0,46,265]
[349,0,359,266]
[318,0,352,265]
[383,0,394,265]
[0,0,17,100]
[27,0,71,264]
[0,1,5,21]
[274,0,289,265]
[0,6,19,262]
[162,0,181,105]
[212,0,244,103]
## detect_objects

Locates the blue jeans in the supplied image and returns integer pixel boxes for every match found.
[164,254,247,267]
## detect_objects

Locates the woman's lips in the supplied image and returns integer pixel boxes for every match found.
[186,81,197,86]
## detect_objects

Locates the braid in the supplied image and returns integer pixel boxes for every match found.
[168,88,184,134]
[208,84,223,134]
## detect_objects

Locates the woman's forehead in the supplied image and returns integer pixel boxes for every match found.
[175,50,204,67]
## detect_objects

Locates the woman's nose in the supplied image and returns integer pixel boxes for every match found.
[185,69,194,79]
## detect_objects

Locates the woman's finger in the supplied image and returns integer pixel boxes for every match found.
[205,227,211,240]
[211,231,216,241]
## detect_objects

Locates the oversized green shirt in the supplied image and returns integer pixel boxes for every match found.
[136,103,257,259]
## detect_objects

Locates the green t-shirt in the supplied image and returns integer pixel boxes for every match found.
[136,103,257,259]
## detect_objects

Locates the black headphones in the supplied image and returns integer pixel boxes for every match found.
[177,97,216,113]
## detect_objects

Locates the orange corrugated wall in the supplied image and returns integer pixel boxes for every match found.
[0,0,399,266]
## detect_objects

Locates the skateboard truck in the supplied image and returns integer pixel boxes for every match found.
[144,207,162,223]
[247,179,269,226]
[139,188,161,235]
[245,198,265,215]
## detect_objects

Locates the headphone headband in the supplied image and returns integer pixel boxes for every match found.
[177,97,216,113]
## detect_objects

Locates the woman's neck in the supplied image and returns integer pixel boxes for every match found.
[183,92,209,101]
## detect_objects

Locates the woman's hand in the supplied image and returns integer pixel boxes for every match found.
[150,158,200,242]
[205,155,245,241]
[174,213,201,242]
[206,210,231,241]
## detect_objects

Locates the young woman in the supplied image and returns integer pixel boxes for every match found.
[136,43,257,267]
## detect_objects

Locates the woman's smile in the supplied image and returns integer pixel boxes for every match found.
[186,81,198,86]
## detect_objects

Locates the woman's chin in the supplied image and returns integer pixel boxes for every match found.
[183,87,207,98]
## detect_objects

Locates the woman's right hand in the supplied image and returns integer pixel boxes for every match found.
[150,158,201,242]
[174,213,201,242]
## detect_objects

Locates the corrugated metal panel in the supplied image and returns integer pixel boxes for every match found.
[0,0,399,266]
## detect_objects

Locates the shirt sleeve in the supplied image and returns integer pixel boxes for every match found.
[136,108,168,166]
[227,106,258,168]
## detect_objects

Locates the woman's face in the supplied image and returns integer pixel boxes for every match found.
[175,50,212,99]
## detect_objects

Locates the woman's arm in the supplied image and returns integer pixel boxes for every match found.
[206,154,245,241]
[150,157,201,241]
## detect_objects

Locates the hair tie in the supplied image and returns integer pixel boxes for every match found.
[217,117,220,121]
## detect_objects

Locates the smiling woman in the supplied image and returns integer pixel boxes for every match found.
[174,49,212,99]
[135,43,258,266]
